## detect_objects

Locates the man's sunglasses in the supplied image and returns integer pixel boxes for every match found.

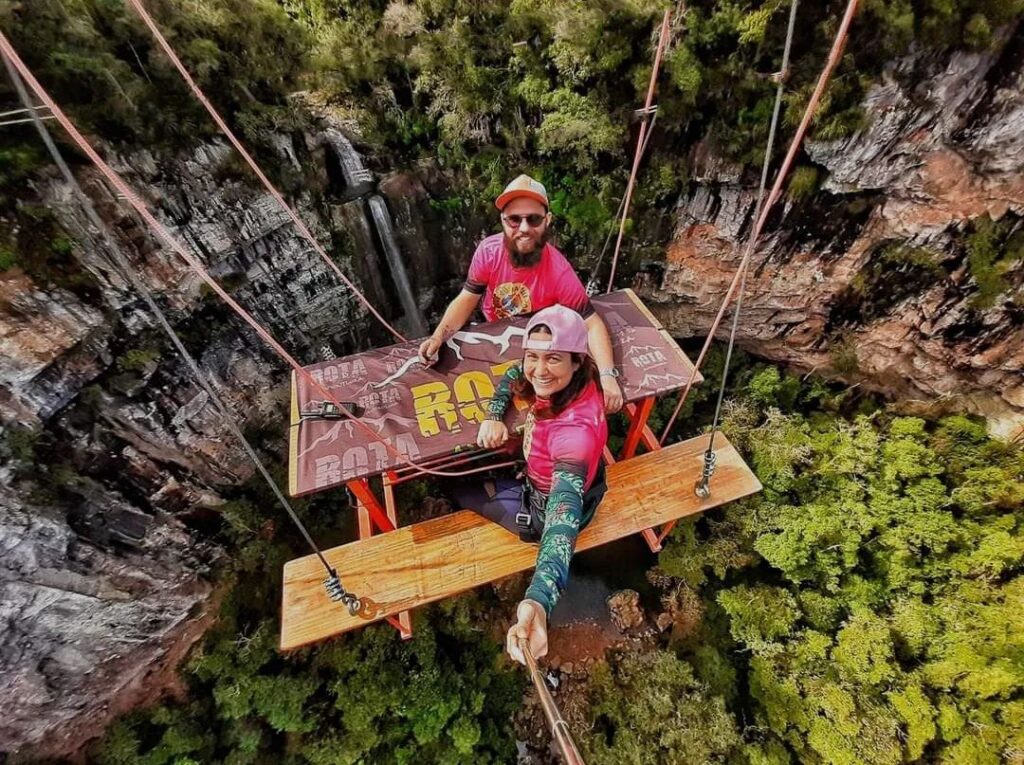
[502,213,546,228]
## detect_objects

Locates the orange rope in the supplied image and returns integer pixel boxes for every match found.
[659,0,861,444]
[606,8,673,292]
[124,0,407,343]
[0,31,513,481]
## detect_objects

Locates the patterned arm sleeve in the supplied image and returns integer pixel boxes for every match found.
[486,362,523,421]
[524,458,588,616]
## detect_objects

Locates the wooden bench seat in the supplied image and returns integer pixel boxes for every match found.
[280,432,761,650]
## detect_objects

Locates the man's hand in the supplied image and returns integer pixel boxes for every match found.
[601,375,624,413]
[418,334,443,366]
[477,419,509,449]
[506,599,548,665]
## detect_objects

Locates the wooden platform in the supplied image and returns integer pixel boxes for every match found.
[280,432,761,650]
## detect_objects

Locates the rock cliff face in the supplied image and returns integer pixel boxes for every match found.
[1,484,220,760]
[644,33,1023,440]
[0,125,476,760]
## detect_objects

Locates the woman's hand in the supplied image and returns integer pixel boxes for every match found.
[506,599,548,665]
[477,419,509,449]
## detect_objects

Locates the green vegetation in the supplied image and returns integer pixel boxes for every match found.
[963,213,1024,309]
[829,334,860,375]
[786,164,821,200]
[0,0,311,149]
[583,649,741,762]
[0,245,16,271]
[654,367,1024,764]
[3,2,1022,762]
[829,240,948,332]
[84,475,523,764]
[92,596,522,764]
[5,0,1021,266]
[0,204,100,297]
[116,347,161,373]
[1,422,42,465]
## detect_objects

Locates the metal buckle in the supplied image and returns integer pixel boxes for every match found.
[300,400,362,420]
[515,511,532,530]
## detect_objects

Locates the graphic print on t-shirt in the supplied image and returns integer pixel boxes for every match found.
[492,282,532,319]
[523,410,536,459]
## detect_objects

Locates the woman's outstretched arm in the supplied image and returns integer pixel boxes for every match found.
[525,459,587,615]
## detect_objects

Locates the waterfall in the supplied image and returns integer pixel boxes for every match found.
[323,128,427,338]
[323,128,373,191]
[368,195,427,337]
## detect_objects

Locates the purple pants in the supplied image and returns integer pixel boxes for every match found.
[450,478,526,536]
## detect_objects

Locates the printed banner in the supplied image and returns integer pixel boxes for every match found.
[288,289,699,495]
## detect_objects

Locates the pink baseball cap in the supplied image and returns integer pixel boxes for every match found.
[523,305,589,356]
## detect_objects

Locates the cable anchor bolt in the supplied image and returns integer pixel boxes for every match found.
[324,571,361,616]
[694,448,717,498]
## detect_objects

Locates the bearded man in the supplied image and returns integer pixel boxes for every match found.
[418,174,623,413]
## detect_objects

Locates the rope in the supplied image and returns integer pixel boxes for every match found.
[696,0,800,474]
[123,0,407,344]
[587,107,658,295]
[606,9,673,293]
[0,31,513,482]
[1,49,339,581]
[658,0,861,445]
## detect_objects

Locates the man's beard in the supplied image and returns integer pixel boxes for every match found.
[504,231,548,268]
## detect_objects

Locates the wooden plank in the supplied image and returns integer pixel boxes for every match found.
[356,500,372,539]
[382,473,414,639]
[280,432,760,650]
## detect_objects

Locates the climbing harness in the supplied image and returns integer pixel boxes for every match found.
[519,637,586,765]
[0,49,359,610]
[513,464,606,543]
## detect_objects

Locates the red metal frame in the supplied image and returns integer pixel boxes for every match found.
[346,479,395,533]
[621,397,656,459]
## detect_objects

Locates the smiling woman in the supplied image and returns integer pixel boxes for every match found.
[451,305,609,665]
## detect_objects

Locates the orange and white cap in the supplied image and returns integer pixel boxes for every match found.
[495,174,549,211]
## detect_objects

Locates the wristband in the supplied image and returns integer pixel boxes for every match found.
[599,368,620,378]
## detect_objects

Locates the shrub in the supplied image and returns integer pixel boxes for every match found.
[116,347,161,373]
[787,165,821,200]
[964,214,1024,309]
[582,650,741,764]
[667,403,1024,764]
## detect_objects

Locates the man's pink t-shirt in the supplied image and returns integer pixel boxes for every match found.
[465,234,592,322]
[523,381,607,495]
